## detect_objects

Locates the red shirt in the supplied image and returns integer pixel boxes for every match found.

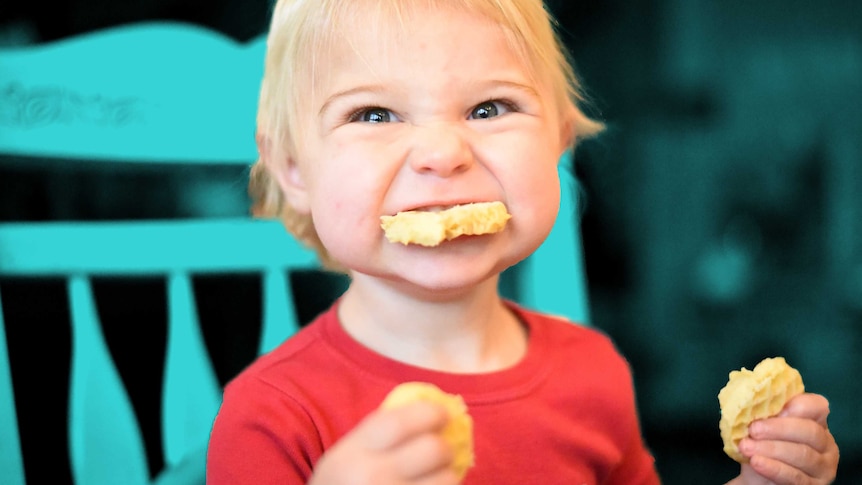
[207,301,660,484]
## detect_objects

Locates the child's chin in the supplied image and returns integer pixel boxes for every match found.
[397,261,504,293]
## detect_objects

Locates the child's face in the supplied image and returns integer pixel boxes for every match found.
[281,5,570,295]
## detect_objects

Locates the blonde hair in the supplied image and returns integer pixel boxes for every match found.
[251,0,603,269]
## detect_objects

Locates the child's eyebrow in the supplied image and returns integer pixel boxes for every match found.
[479,80,541,99]
[318,84,388,116]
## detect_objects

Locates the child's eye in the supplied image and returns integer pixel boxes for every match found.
[469,100,514,120]
[350,107,398,123]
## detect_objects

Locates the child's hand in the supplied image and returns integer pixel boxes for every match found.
[309,401,460,485]
[732,393,839,485]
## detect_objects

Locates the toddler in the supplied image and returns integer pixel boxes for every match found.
[207,0,839,483]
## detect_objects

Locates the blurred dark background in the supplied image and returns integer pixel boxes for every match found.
[1,0,860,483]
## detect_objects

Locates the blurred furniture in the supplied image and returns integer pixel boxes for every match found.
[0,219,320,485]
[0,21,591,485]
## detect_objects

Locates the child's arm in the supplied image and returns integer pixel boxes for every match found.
[724,393,839,485]
[309,401,460,485]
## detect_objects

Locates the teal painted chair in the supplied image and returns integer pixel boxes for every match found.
[0,21,590,485]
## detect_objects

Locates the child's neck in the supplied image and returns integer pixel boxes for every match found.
[337,275,528,374]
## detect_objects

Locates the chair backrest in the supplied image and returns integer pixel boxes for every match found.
[0,219,320,485]
[0,21,264,164]
[0,21,590,485]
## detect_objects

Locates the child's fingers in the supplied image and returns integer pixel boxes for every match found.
[360,401,449,451]
[740,437,827,478]
[746,452,814,485]
[391,433,455,479]
[746,444,838,485]
[734,393,838,485]
[779,393,830,427]
[740,415,839,484]
[749,417,833,454]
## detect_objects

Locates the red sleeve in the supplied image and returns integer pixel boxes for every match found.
[206,375,322,485]
[603,423,661,485]
[600,351,661,485]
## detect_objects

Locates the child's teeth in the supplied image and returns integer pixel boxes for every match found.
[422,205,455,213]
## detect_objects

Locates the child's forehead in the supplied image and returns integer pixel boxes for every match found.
[309,2,534,74]
[328,0,501,24]
[324,1,507,45]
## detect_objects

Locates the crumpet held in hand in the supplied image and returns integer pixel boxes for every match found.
[380,382,475,480]
[717,356,805,463]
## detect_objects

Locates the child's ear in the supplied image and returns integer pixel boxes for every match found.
[564,106,604,150]
[558,106,578,153]
[257,133,312,214]
[560,124,575,157]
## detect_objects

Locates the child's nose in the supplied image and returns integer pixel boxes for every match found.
[407,124,473,177]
